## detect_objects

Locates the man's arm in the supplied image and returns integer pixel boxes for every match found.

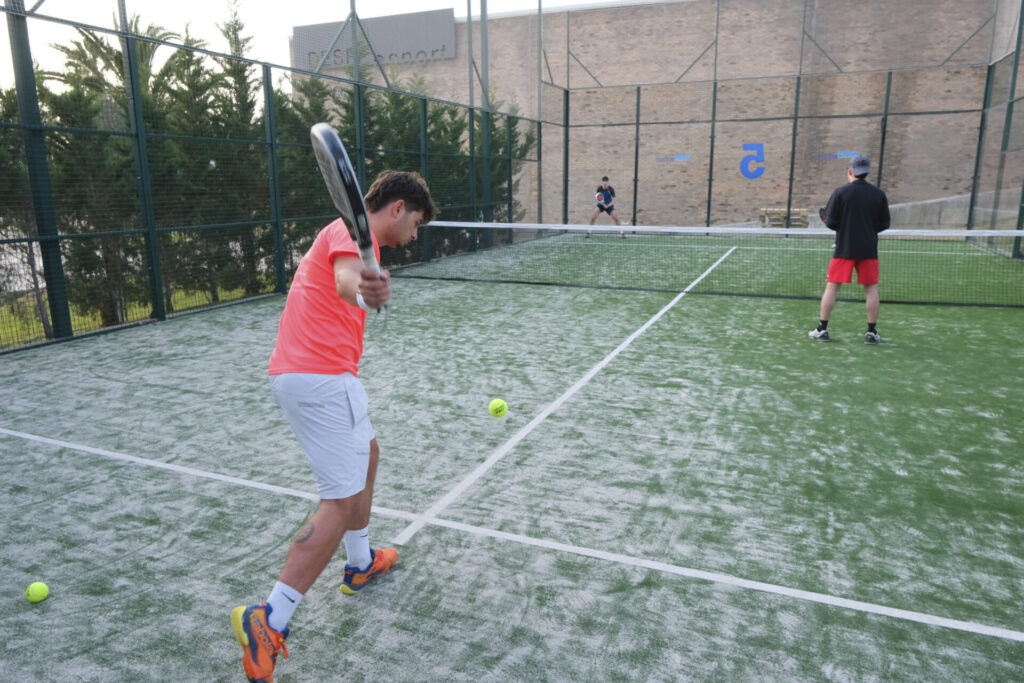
[823,192,839,231]
[333,255,391,309]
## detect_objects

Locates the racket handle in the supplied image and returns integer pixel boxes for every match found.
[360,251,380,273]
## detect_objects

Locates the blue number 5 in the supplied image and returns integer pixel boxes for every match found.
[741,143,765,179]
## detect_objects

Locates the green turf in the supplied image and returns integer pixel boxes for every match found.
[1,279,1022,681]
[398,230,1024,306]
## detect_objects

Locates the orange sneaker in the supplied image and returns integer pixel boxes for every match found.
[231,603,289,683]
[340,547,398,595]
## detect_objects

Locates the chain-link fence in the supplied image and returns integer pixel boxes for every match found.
[3,0,1022,351]
[1,3,540,350]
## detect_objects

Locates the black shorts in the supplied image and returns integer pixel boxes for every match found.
[597,204,615,213]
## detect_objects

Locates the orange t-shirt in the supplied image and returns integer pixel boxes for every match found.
[268,219,381,376]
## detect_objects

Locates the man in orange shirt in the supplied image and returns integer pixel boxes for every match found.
[232,171,436,682]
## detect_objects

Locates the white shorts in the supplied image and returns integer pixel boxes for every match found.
[269,373,375,500]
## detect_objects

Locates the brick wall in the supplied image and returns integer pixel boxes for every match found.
[316,0,999,226]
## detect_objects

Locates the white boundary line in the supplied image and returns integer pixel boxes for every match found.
[0,427,414,520]
[2,425,1022,643]
[428,518,1024,643]
[392,247,738,545]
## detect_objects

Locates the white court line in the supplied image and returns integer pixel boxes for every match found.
[3,426,1022,643]
[0,427,414,521]
[428,518,1024,643]
[392,246,738,546]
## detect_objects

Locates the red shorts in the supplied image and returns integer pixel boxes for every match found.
[827,258,878,285]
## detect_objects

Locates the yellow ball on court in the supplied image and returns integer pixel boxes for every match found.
[25,582,49,603]
[489,398,508,418]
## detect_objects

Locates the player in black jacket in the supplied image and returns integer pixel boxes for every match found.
[809,155,891,344]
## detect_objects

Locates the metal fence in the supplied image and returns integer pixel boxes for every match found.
[3,0,1023,352]
[1,4,540,350]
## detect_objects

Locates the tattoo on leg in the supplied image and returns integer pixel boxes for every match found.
[295,522,315,543]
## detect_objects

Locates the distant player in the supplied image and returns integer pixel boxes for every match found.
[587,175,625,238]
[809,154,891,343]
[232,171,437,682]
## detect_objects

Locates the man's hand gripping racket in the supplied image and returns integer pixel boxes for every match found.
[310,122,389,321]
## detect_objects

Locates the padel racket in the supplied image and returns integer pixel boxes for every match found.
[310,122,378,274]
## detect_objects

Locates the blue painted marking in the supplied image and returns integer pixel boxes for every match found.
[740,143,765,179]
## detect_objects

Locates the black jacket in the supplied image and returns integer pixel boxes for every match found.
[824,179,890,259]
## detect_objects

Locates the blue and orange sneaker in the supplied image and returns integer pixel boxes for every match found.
[231,602,289,683]
[340,547,398,595]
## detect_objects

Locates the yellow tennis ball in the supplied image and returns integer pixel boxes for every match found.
[489,398,508,418]
[25,582,49,603]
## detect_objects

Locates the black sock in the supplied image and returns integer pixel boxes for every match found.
[868,323,877,333]
[818,320,829,331]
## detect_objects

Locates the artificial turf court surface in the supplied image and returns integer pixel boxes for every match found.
[1,272,1022,680]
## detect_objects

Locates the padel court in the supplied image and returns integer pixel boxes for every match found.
[2,236,1022,680]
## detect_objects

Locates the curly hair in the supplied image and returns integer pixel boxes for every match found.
[364,171,438,224]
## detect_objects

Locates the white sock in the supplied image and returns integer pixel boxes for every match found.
[266,581,302,632]
[344,526,372,570]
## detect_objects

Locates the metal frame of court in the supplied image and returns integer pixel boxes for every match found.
[2,0,1024,353]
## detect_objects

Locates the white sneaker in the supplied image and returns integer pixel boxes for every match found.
[585,231,591,238]
[620,231,626,238]
[865,330,880,344]
[808,328,830,341]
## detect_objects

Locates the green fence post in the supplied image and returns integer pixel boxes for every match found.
[469,107,477,228]
[419,98,431,262]
[1015,161,1023,257]
[506,116,514,222]
[632,86,640,227]
[562,88,569,224]
[119,3,164,321]
[877,71,892,189]
[968,63,994,231]
[355,84,367,190]
[537,122,543,223]
[988,0,1024,232]
[6,0,73,337]
[482,110,492,225]
[784,75,801,227]
[263,65,286,294]
[706,81,717,227]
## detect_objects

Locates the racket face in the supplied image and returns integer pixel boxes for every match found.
[310,123,377,271]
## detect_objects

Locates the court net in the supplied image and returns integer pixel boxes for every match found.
[386,222,1024,307]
